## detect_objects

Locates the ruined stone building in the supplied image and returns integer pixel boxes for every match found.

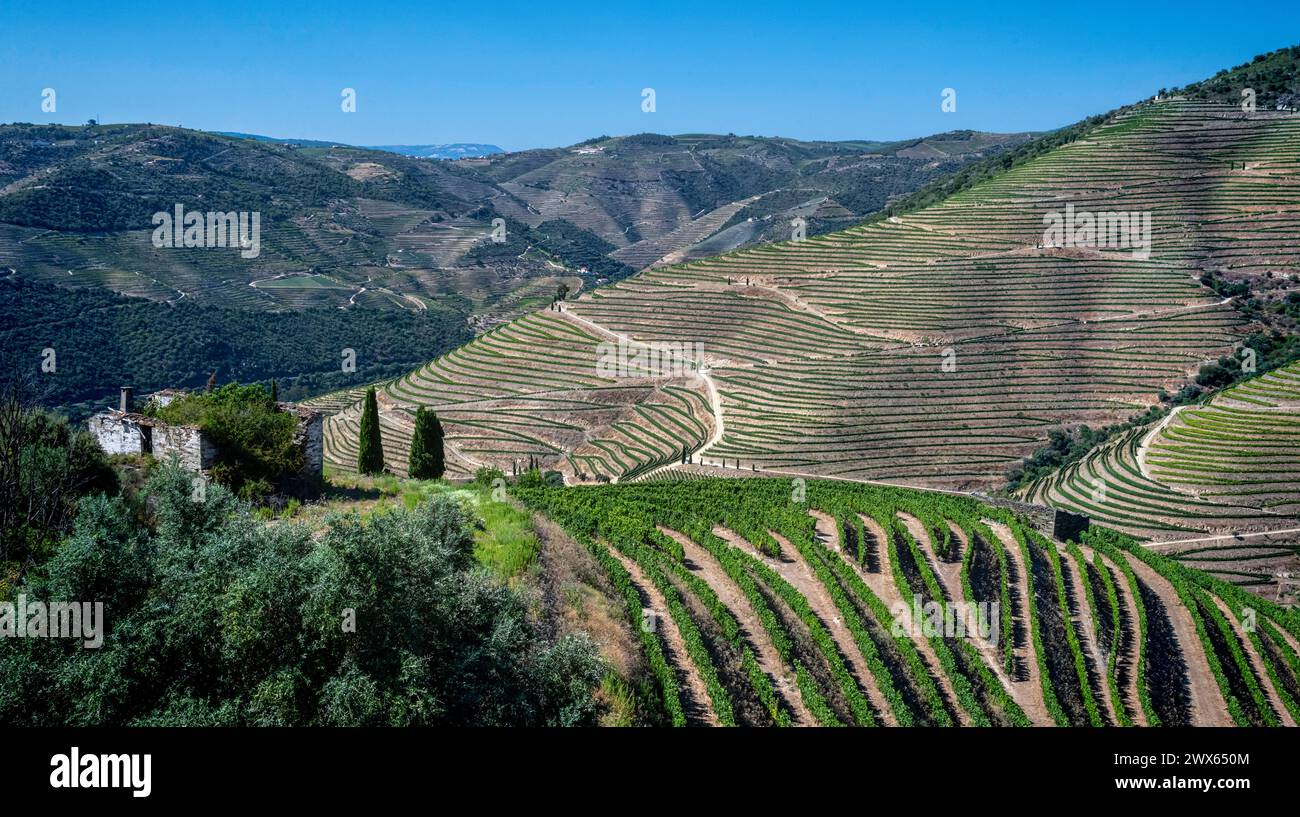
[88,386,323,491]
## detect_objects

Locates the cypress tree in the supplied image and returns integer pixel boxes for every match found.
[356,387,385,475]
[408,406,445,480]
[270,379,278,403]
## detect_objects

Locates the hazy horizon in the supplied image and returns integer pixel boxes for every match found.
[5,0,1299,152]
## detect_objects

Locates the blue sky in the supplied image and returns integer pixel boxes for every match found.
[3,1,1298,151]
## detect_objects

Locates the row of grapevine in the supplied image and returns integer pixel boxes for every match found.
[510,477,1300,727]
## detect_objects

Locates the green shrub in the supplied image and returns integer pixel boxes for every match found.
[515,468,547,488]
[0,398,117,570]
[0,462,604,726]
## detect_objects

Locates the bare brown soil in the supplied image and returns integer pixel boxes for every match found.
[1122,552,1234,726]
[711,525,861,723]
[345,162,398,181]
[1209,595,1294,726]
[901,514,1055,726]
[728,522,895,725]
[1058,546,1117,725]
[983,520,1053,725]
[1092,549,1148,726]
[848,513,972,725]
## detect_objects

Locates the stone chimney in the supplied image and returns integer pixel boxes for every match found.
[120,386,134,413]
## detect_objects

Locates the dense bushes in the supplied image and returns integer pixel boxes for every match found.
[0,393,117,572]
[1006,426,1112,491]
[1175,45,1300,110]
[1193,331,1300,390]
[464,215,634,281]
[0,277,473,419]
[0,126,358,232]
[0,464,605,726]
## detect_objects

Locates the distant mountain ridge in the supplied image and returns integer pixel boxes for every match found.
[368,143,505,159]
[0,123,1031,316]
[215,132,504,159]
[0,121,1027,413]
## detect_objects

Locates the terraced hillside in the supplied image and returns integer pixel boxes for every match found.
[2,122,1027,412]
[511,478,1300,727]
[1148,363,1300,514]
[0,126,593,319]
[1022,362,1300,599]
[0,125,1025,317]
[315,311,716,479]
[322,97,1298,494]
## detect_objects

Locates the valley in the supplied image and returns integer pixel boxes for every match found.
[5,26,1300,737]
[0,124,1027,413]
[311,57,1300,602]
